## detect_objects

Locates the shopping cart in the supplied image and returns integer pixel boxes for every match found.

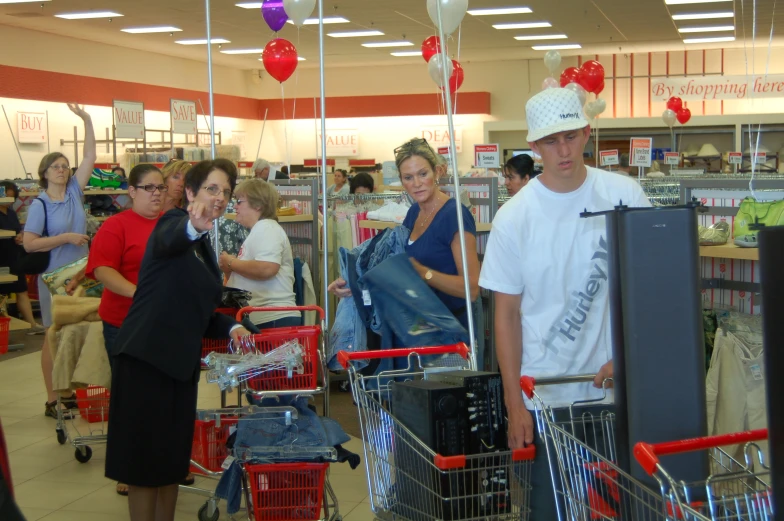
[635,429,771,521]
[54,385,109,463]
[339,344,536,521]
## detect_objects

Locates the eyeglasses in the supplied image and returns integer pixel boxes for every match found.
[202,185,232,199]
[49,164,70,171]
[393,137,430,156]
[135,184,168,193]
[235,199,246,206]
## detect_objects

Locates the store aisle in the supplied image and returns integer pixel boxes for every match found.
[1,352,374,521]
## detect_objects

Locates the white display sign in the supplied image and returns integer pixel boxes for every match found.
[318,129,359,157]
[753,152,767,164]
[651,74,784,102]
[599,149,619,166]
[16,112,47,143]
[664,152,680,166]
[113,100,145,139]
[170,99,197,135]
[728,152,742,165]
[473,144,500,168]
[420,125,462,153]
[630,138,653,168]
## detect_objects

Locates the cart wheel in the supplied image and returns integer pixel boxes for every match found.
[56,429,66,445]
[74,446,92,463]
[197,502,219,521]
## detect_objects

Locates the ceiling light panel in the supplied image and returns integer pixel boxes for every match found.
[531,44,582,50]
[220,48,265,54]
[328,30,384,37]
[671,11,734,20]
[665,0,731,4]
[361,41,414,48]
[235,2,263,7]
[391,51,423,57]
[514,34,567,40]
[467,7,532,15]
[55,11,123,19]
[494,22,552,29]
[677,25,734,33]
[683,36,735,43]
[175,38,230,45]
[121,26,182,33]
[286,17,349,25]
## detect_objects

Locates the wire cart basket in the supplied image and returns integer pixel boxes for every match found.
[339,344,536,521]
[522,374,772,521]
[54,385,109,463]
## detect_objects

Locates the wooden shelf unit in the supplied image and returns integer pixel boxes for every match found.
[699,244,759,261]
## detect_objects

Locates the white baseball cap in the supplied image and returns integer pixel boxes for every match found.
[525,88,590,143]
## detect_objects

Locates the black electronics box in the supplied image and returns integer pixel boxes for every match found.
[427,370,508,454]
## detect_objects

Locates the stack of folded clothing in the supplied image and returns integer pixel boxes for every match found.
[367,201,411,224]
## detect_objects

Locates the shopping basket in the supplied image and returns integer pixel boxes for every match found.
[191,416,239,474]
[246,461,330,521]
[521,374,670,521]
[74,386,110,423]
[236,306,326,397]
[635,429,771,521]
[0,316,11,355]
[339,344,536,521]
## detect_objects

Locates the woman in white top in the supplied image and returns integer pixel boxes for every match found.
[218,179,300,329]
[326,169,349,197]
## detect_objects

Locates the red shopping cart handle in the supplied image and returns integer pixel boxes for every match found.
[520,374,599,399]
[634,428,769,476]
[236,306,325,322]
[337,343,470,369]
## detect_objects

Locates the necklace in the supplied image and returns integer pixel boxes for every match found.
[419,200,441,228]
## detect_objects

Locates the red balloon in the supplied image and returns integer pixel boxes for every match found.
[594,79,605,95]
[667,96,683,113]
[560,67,580,88]
[421,36,441,63]
[676,107,691,125]
[578,60,605,94]
[262,38,298,83]
[445,59,464,93]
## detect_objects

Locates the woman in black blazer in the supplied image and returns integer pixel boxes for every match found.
[105,160,250,521]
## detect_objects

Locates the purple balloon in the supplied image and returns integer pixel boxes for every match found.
[262,0,288,32]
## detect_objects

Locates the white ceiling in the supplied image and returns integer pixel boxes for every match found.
[1,0,782,70]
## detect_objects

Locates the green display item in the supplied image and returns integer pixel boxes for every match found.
[733,196,784,248]
[88,168,123,189]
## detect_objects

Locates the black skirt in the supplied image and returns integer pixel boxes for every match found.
[105,354,198,487]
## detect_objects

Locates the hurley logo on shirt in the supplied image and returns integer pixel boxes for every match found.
[543,236,608,355]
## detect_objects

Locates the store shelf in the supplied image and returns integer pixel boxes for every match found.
[0,198,12,204]
[224,213,313,223]
[8,317,31,331]
[699,244,759,261]
[0,230,16,240]
[359,220,492,232]
[0,274,17,283]
[18,189,129,197]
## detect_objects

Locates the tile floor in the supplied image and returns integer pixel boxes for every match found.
[1,352,375,521]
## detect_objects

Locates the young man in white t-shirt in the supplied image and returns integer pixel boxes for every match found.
[479,87,651,520]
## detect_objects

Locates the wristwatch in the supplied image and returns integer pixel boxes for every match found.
[425,269,433,281]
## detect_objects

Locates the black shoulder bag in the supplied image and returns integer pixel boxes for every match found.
[15,199,51,275]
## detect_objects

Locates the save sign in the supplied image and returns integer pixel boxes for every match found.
[17,112,47,143]
[113,100,145,139]
[170,99,197,135]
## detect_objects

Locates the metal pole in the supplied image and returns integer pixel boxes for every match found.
[255,108,269,161]
[204,0,220,260]
[434,2,476,370]
[317,0,331,369]
[1,106,27,176]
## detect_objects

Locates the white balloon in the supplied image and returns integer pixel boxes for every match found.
[427,52,453,87]
[283,0,316,27]
[564,82,587,106]
[593,98,607,115]
[544,50,561,75]
[584,101,599,119]
[541,77,559,90]
[427,0,469,35]
[662,108,677,128]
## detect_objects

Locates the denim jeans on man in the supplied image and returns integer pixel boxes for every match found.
[256,316,302,330]
[528,405,615,521]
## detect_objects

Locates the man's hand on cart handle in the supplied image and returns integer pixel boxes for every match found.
[507,405,535,449]
[593,360,614,389]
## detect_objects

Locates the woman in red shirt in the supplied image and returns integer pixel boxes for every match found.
[86,163,189,495]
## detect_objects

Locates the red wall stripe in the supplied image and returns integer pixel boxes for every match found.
[0,64,491,120]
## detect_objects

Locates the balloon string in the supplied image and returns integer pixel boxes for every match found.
[454,25,461,115]
[281,82,289,179]
[288,28,301,175]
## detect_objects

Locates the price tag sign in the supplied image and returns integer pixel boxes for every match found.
[753,152,767,164]
[630,138,653,168]
[474,144,500,168]
[664,152,680,166]
[437,146,451,159]
[727,152,742,165]
[599,150,619,166]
